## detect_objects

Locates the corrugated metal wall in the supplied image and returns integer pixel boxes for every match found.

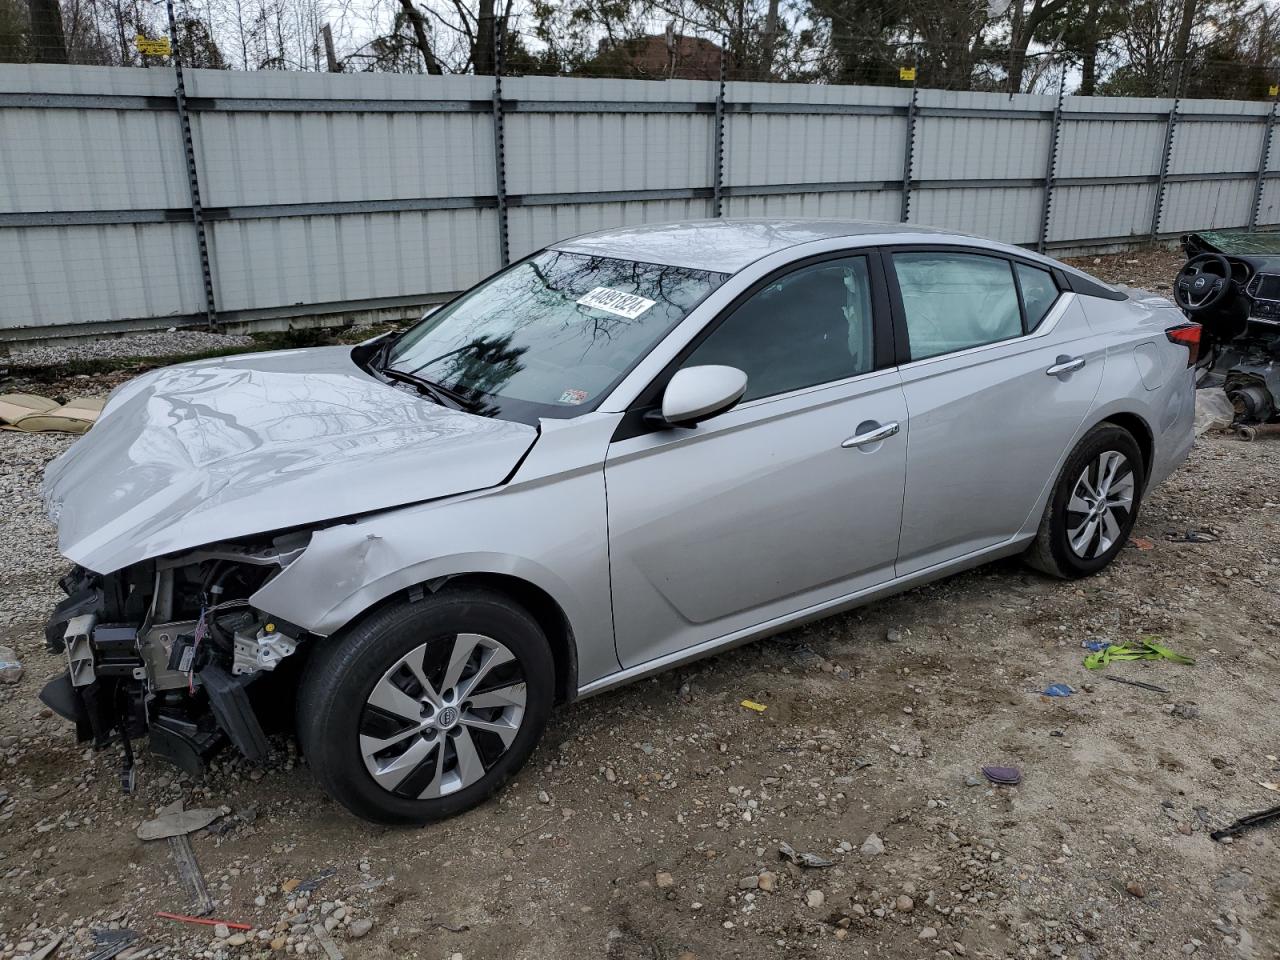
[2,63,1277,343]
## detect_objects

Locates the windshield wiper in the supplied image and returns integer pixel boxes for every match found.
[380,366,473,410]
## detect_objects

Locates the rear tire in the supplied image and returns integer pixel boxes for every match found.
[1025,424,1146,579]
[297,587,554,825]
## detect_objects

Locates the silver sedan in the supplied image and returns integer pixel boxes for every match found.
[40,219,1198,823]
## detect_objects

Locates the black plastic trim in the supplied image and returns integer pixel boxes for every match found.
[1064,271,1129,301]
[200,664,271,763]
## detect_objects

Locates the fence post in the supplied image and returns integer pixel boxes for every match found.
[1150,97,1179,241]
[165,0,217,330]
[712,41,726,218]
[1250,97,1277,231]
[899,83,919,223]
[1037,67,1066,254]
[491,22,510,267]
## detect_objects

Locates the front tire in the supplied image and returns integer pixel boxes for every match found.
[1025,424,1146,579]
[297,587,554,825]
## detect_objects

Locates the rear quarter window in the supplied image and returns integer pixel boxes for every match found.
[1015,263,1061,331]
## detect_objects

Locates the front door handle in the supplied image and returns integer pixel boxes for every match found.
[1046,356,1086,377]
[842,421,900,448]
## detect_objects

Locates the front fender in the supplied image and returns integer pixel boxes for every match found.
[248,464,619,687]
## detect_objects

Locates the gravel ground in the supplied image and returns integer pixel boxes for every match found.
[3,331,254,369]
[0,250,1277,960]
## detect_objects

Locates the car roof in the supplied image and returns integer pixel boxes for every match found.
[552,218,995,274]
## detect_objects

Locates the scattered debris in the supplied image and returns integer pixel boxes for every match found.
[296,866,338,894]
[778,841,835,868]
[136,806,223,841]
[859,833,886,857]
[1042,683,1073,698]
[1085,636,1195,670]
[311,922,345,960]
[1081,638,1111,653]
[740,699,767,713]
[167,834,214,917]
[1193,388,1236,436]
[1171,703,1200,719]
[1164,528,1220,543]
[981,765,1022,786]
[1209,805,1280,842]
[1234,421,1280,441]
[1125,880,1148,898]
[0,393,104,434]
[87,929,137,960]
[1127,536,1155,550]
[154,912,252,930]
[0,644,22,684]
[1104,676,1171,694]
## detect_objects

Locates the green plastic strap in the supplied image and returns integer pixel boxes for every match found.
[1084,636,1195,670]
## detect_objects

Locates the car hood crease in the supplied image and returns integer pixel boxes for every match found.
[42,346,538,573]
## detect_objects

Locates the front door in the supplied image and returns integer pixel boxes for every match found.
[604,253,909,669]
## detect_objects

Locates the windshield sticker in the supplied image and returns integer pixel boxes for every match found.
[576,287,657,320]
[558,388,589,405]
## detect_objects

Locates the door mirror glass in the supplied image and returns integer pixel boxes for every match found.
[659,365,748,427]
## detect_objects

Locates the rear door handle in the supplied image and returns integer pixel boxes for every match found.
[1046,356,1086,377]
[842,421,900,448]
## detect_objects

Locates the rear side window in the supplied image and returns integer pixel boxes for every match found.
[1016,263,1061,331]
[893,252,1022,361]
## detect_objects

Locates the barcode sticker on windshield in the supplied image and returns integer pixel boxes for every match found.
[576,287,656,320]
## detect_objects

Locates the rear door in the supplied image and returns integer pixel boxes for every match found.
[604,252,908,669]
[886,248,1106,574]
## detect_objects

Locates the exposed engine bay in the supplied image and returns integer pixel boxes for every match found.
[1179,231,1280,436]
[39,533,312,789]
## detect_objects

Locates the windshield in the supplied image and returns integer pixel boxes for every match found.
[384,250,726,422]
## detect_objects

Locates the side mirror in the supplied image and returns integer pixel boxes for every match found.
[655,365,748,428]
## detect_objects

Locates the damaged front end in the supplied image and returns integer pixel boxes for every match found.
[40,533,312,787]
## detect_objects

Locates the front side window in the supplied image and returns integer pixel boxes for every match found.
[894,252,1022,361]
[684,256,875,402]
[384,251,726,422]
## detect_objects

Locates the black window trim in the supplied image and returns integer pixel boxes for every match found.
[611,247,897,442]
[883,244,1066,367]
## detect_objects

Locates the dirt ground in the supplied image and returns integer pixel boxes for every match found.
[0,249,1277,960]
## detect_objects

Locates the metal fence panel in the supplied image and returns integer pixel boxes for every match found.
[913,185,1044,245]
[0,222,204,329]
[209,209,498,312]
[1048,182,1160,243]
[723,189,900,222]
[1161,178,1257,233]
[508,198,711,264]
[2,64,1278,343]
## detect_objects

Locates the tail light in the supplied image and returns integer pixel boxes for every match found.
[1166,323,1202,366]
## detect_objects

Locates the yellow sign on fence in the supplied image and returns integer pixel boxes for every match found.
[1271,84,1279,97]
[899,66,917,82]
[136,35,171,57]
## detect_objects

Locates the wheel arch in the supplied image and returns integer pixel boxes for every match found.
[439,572,578,705]
[1095,411,1154,482]
[267,563,582,706]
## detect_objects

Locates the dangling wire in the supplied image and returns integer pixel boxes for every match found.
[188,606,208,694]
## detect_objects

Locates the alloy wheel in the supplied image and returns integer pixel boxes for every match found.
[358,633,527,799]
[1065,450,1135,559]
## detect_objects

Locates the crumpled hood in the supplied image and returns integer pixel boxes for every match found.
[42,346,538,573]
